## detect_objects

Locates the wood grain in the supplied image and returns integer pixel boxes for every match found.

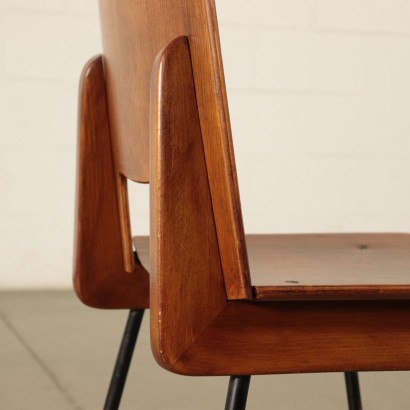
[98,0,251,299]
[174,300,410,375]
[149,37,227,369]
[248,233,410,300]
[77,2,410,381]
[73,56,149,309]
[148,38,410,376]
[133,233,410,301]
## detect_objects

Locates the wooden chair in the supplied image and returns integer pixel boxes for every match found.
[73,1,410,409]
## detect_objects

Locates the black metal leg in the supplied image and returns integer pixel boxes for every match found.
[225,376,251,410]
[103,309,145,410]
[344,372,362,410]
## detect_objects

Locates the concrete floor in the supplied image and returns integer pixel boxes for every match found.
[1,291,410,409]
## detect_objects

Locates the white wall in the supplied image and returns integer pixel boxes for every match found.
[1,0,410,288]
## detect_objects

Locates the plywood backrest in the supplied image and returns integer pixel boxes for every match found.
[98,0,251,299]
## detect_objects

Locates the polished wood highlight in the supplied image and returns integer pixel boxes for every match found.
[150,37,227,368]
[75,0,410,389]
[248,233,410,300]
[73,56,149,309]
[133,233,410,301]
[147,37,410,376]
[174,300,410,375]
[98,0,251,299]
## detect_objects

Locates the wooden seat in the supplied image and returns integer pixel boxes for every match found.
[73,0,410,408]
[134,233,410,301]
[249,233,410,300]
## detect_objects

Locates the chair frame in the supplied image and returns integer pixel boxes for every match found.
[149,36,410,377]
[73,0,410,408]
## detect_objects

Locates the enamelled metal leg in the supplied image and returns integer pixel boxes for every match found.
[225,375,251,410]
[344,372,362,410]
[104,309,145,410]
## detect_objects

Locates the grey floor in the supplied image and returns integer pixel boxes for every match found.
[1,291,410,409]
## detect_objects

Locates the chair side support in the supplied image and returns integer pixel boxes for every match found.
[73,55,149,309]
[150,37,228,368]
[149,38,410,377]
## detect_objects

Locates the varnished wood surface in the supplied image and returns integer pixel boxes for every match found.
[173,300,410,375]
[77,4,410,379]
[249,233,410,300]
[99,0,251,299]
[134,226,410,375]
[149,37,227,368]
[135,237,410,375]
[134,233,410,301]
[73,56,149,309]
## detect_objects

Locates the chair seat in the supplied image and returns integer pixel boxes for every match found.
[133,233,410,302]
[248,233,410,301]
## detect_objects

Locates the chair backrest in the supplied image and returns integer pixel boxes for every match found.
[98,0,251,299]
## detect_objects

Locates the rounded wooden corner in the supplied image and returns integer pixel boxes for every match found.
[74,56,149,310]
[78,54,103,94]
